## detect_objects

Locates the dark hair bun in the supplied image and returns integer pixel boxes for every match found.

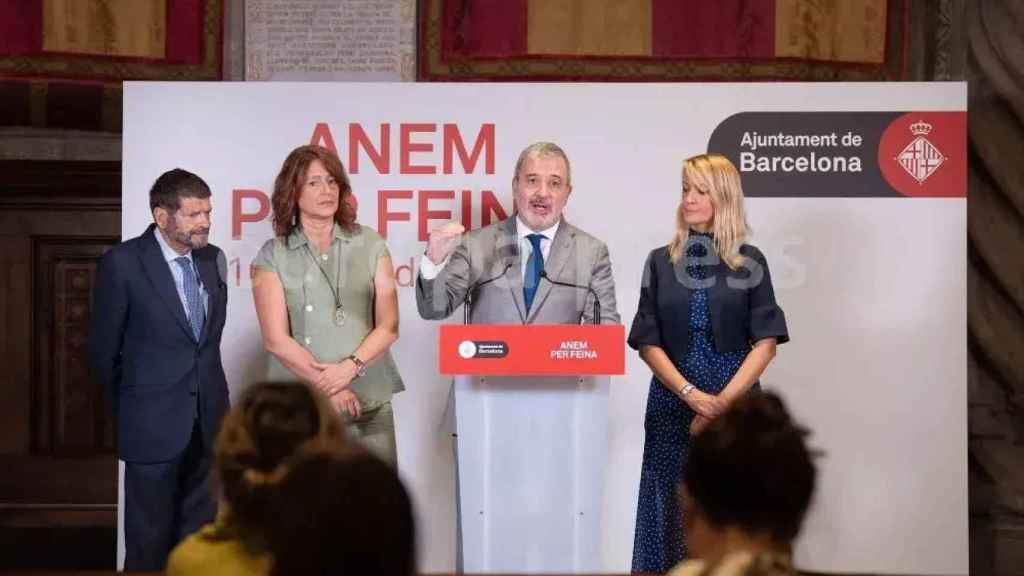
[685,390,818,543]
[211,382,347,551]
[242,385,322,471]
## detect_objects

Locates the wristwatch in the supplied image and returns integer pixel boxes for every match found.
[347,354,367,379]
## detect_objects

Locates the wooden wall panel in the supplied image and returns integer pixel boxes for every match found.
[0,236,31,454]
[34,239,117,454]
[0,161,120,571]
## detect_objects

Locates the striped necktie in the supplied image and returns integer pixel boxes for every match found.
[174,256,205,340]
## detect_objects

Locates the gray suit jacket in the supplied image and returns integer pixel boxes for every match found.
[416,217,620,324]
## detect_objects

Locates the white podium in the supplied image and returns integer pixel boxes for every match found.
[438,324,625,574]
[453,375,610,573]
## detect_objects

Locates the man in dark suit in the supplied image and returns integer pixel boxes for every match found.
[89,168,229,571]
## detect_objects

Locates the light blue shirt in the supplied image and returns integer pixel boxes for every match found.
[154,227,209,321]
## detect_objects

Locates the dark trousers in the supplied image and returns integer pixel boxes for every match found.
[123,420,215,571]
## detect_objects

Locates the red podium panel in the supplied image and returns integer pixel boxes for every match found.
[439,324,625,376]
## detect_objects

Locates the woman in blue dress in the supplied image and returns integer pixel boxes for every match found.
[629,154,790,574]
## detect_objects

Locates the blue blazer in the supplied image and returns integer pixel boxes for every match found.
[89,224,230,463]
[628,244,789,361]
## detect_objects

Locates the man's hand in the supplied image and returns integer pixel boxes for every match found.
[426,222,466,265]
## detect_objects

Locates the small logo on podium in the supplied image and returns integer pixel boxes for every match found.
[458,340,478,359]
[896,120,946,184]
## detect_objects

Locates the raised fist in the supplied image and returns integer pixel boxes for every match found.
[426,221,466,265]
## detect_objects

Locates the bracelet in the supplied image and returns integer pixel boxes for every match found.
[678,384,696,398]
[347,354,367,379]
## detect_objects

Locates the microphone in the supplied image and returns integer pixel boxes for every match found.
[429,232,520,324]
[458,233,520,323]
[538,270,601,326]
[464,259,515,324]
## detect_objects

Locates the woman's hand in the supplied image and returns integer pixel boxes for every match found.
[684,389,723,419]
[690,414,711,435]
[312,360,359,396]
[330,389,362,419]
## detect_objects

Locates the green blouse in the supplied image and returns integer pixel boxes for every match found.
[253,223,404,406]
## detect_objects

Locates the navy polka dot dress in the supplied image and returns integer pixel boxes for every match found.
[631,234,749,574]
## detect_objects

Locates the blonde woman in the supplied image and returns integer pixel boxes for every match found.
[628,154,789,573]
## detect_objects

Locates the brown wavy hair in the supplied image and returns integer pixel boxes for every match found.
[212,381,351,552]
[271,145,356,237]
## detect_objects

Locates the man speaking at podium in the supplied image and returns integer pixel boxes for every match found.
[416,141,620,573]
[416,141,620,325]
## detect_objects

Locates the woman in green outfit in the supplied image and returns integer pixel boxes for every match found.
[253,145,404,465]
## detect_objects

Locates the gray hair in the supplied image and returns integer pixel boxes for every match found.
[513,142,571,185]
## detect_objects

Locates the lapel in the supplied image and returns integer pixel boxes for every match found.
[500,217,528,324]
[195,249,220,346]
[138,224,196,342]
[526,220,575,324]
[706,259,729,322]
[664,248,691,312]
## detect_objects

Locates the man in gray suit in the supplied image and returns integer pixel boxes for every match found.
[416,141,619,325]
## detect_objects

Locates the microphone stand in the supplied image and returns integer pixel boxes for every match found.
[444,244,514,574]
[538,270,601,326]
[463,260,515,325]
[457,238,519,324]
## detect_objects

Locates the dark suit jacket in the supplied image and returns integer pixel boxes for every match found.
[89,224,229,463]
[628,244,789,362]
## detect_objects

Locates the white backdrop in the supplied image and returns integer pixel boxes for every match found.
[122,82,967,574]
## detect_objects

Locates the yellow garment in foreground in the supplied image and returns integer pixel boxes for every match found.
[669,551,795,576]
[166,512,271,576]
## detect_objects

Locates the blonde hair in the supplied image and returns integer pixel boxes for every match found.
[668,154,750,269]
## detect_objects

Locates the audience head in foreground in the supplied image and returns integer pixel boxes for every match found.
[269,446,417,576]
[215,381,349,544]
[166,381,349,575]
[672,390,818,576]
